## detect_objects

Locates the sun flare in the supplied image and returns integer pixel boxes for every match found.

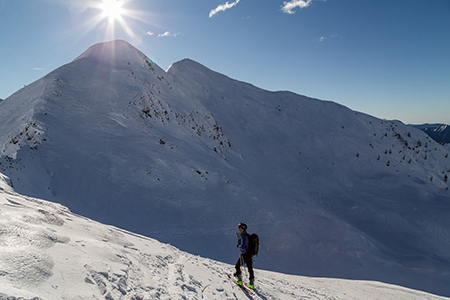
[81,0,155,44]
[101,0,124,21]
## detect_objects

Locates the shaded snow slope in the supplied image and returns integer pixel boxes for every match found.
[0,187,448,300]
[1,40,450,296]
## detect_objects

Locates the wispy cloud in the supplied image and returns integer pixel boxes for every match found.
[33,68,44,71]
[281,0,313,14]
[209,0,240,18]
[157,31,179,38]
[146,31,155,36]
[319,34,341,42]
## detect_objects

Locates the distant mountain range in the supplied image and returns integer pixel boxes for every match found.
[0,40,449,297]
[411,123,450,144]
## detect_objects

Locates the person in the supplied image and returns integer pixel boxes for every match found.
[234,222,255,289]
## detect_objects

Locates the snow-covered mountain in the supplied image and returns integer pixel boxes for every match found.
[1,40,450,297]
[0,182,447,300]
[411,123,450,144]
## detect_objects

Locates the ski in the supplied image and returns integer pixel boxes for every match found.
[227,274,255,296]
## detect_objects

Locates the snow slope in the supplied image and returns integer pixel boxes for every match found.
[0,183,447,300]
[1,40,450,296]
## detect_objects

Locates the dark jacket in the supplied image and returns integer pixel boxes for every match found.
[238,231,249,255]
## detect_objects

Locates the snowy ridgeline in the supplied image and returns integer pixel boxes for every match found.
[411,124,450,144]
[0,182,447,300]
[0,40,450,297]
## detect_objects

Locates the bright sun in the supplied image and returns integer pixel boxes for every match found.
[87,0,153,42]
[101,0,123,21]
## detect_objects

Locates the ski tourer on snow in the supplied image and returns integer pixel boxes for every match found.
[233,222,259,290]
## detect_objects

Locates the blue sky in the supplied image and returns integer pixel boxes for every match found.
[1,0,449,124]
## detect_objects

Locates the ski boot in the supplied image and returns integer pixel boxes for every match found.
[247,279,255,290]
[234,273,243,286]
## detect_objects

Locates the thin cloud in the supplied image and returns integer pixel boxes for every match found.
[33,68,44,71]
[319,34,341,42]
[146,31,155,36]
[209,0,240,18]
[281,0,312,14]
[157,31,179,38]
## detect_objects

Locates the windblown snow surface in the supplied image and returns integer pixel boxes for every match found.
[1,40,450,297]
[0,177,447,300]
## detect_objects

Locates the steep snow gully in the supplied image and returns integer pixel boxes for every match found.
[0,40,450,297]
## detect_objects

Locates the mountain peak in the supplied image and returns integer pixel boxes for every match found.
[168,58,220,77]
[73,40,159,72]
[74,40,136,60]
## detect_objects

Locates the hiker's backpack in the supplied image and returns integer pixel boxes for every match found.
[247,233,259,257]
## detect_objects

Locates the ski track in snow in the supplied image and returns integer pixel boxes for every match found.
[0,180,448,300]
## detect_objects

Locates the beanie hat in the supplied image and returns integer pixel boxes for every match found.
[238,222,247,231]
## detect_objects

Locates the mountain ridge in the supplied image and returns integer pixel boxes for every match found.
[411,123,450,144]
[1,40,450,296]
